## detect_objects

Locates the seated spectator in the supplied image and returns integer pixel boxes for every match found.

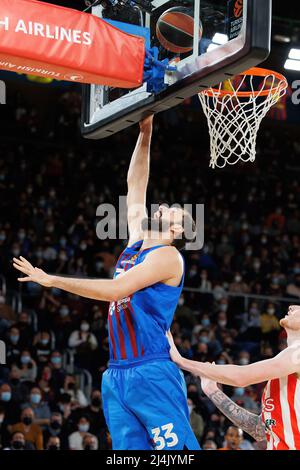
[231,386,260,414]
[10,407,43,450]
[0,383,20,425]
[68,416,96,450]
[46,435,60,451]
[219,426,243,450]
[188,398,204,443]
[8,365,28,404]
[286,274,300,298]
[60,375,88,409]
[25,386,51,428]
[4,431,34,450]
[81,389,106,445]
[15,350,37,384]
[260,302,280,345]
[82,433,98,450]
[43,412,70,450]
[68,320,98,369]
[49,351,66,393]
[202,439,217,450]
[33,331,52,365]
[5,326,22,366]
[15,312,34,346]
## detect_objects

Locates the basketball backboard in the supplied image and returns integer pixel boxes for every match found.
[81,0,272,139]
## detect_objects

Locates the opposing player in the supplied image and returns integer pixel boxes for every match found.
[168,305,300,450]
[13,116,200,450]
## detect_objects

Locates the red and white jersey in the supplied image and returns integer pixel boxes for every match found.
[261,374,300,450]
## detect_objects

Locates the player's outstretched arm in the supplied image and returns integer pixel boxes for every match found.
[13,248,181,302]
[127,116,153,245]
[167,331,300,386]
[200,377,266,442]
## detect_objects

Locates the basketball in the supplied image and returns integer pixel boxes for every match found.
[156,6,203,54]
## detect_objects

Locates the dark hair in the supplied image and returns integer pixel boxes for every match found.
[171,211,197,251]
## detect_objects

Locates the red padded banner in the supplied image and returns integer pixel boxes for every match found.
[0,0,145,87]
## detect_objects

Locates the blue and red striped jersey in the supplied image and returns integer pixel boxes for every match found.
[107,240,184,366]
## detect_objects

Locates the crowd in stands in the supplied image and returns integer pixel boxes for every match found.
[0,81,299,450]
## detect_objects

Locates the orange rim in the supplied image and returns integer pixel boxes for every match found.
[201,67,288,98]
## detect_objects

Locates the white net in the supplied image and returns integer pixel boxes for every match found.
[198,70,288,169]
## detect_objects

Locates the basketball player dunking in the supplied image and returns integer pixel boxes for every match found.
[168,305,300,450]
[13,116,200,451]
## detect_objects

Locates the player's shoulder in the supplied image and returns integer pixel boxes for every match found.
[146,245,183,265]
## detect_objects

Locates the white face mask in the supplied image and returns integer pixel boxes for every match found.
[239,358,249,365]
[80,323,90,332]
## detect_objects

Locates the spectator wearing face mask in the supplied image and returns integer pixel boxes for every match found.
[61,375,88,409]
[33,331,52,365]
[82,433,98,450]
[81,390,106,444]
[68,416,95,450]
[24,387,51,428]
[43,412,69,450]
[229,273,250,294]
[10,407,43,450]
[68,320,98,369]
[230,386,260,413]
[49,351,66,394]
[0,383,20,425]
[187,398,204,443]
[4,431,34,450]
[6,326,22,366]
[7,366,28,406]
[16,350,37,384]
[46,435,60,450]
[260,303,280,346]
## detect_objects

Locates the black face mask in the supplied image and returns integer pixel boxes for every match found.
[48,445,59,451]
[91,397,101,408]
[50,421,61,431]
[12,440,25,450]
[22,416,32,426]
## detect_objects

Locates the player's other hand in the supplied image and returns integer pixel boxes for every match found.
[13,256,54,287]
[166,330,184,366]
[200,375,219,396]
[139,115,153,132]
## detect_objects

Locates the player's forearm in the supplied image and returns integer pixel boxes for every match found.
[179,358,249,387]
[50,275,121,302]
[204,387,266,442]
[127,128,152,187]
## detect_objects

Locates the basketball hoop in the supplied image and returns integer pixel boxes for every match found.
[198,67,288,169]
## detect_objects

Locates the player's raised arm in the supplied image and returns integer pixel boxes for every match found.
[126,116,153,245]
[13,247,181,302]
[200,377,266,443]
[167,331,300,387]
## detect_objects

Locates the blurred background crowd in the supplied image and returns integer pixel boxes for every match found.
[0,81,299,450]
